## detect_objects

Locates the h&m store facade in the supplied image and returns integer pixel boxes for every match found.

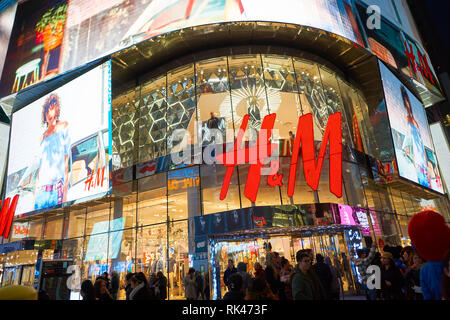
[0,0,448,300]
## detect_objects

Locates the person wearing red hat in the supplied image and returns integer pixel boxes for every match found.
[408,210,450,300]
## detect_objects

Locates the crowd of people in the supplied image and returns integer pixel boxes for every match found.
[76,245,450,301]
[79,271,168,301]
[353,244,450,300]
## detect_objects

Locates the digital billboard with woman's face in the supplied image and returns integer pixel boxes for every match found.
[380,62,444,193]
[5,61,112,217]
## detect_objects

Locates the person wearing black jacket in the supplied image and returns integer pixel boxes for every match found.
[223,273,245,300]
[223,260,237,290]
[380,252,405,300]
[155,271,167,300]
[124,272,135,300]
[80,280,95,301]
[110,271,120,300]
[94,278,114,301]
[265,253,282,296]
[313,254,333,299]
[129,272,155,300]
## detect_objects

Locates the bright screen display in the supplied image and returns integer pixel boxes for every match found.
[0,122,9,193]
[338,204,371,236]
[5,61,111,216]
[380,62,444,193]
[0,0,362,97]
[84,217,125,262]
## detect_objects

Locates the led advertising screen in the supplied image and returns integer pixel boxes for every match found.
[380,62,444,193]
[0,0,362,97]
[84,218,125,262]
[5,61,112,216]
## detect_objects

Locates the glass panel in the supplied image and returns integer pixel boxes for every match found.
[43,215,63,239]
[196,57,233,145]
[138,173,167,227]
[167,64,196,156]
[135,223,167,277]
[342,162,367,208]
[61,237,84,299]
[168,167,200,220]
[318,67,353,148]
[108,228,135,300]
[279,156,315,205]
[85,202,110,236]
[82,235,109,283]
[111,193,136,230]
[139,76,167,163]
[168,220,189,300]
[200,164,240,214]
[111,87,139,169]
[27,218,43,240]
[317,159,346,204]
[228,54,266,142]
[65,209,86,239]
[337,78,367,154]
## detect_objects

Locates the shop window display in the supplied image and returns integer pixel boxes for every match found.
[168,220,189,300]
[135,223,167,287]
[111,194,137,230]
[195,57,233,145]
[228,54,266,143]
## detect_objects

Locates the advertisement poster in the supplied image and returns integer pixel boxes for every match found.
[380,62,443,193]
[5,61,111,216]
[1,0,362,97]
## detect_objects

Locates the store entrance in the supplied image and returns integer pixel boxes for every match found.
[210,226,360,300]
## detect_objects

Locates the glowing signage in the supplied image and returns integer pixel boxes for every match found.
[216,112,342,202]
[0,195,19,239]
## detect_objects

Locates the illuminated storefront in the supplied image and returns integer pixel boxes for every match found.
[0,0,449,300]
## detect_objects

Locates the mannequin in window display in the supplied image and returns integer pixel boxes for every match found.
[168,253,176,296]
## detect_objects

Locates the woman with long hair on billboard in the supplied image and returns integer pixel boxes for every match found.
[33,93,70,210]
[400,86,430,188]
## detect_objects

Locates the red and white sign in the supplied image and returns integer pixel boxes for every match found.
[0,194,19,239]
[216,112,342,202]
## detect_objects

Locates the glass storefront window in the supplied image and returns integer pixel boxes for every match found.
[111,87,139,169]
[195,57,234,145]
[168,220,189,300]
[317,160,346,204]
[27,218,44,240]
[108,228,135,300]
[85,202,111,236]
[228,54,266,143]
[139,76,167,163]
[42,214,63,239]
[201,164,241,214]
[168,167,201,220]
[342,162,367,208]
[167,64,196,156]
[138,173,167,227]
[65,209,86,239]
[135,223,167,280]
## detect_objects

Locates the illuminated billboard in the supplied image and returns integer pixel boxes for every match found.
[0,0,363,97]
[0,0,18,79]
[379,62,444,193]
[5,61,112,216]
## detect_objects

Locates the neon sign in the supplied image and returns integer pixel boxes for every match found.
[0,195,19,239]
[216,112,342,202]
[404,40,435,85]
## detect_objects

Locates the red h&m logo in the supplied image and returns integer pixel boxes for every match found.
[216,112,342,202]
[0,195,20,239]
